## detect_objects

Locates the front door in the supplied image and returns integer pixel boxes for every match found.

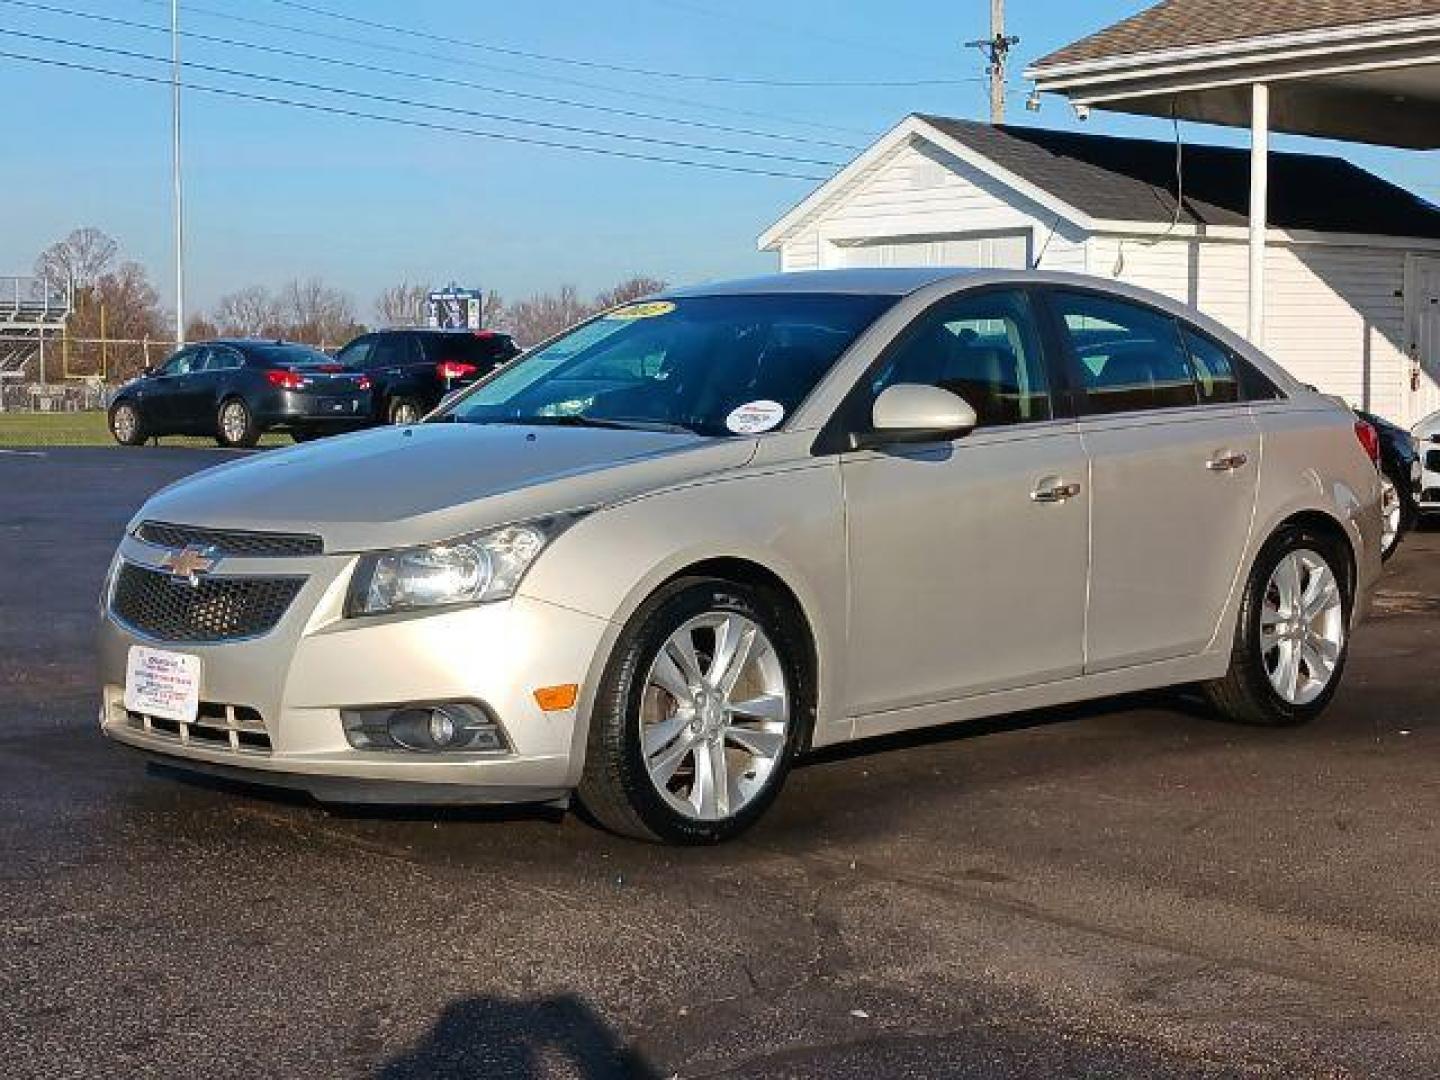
[1044,288,1261,671]
[1406,255,1440,425]
[839,288,1089,715]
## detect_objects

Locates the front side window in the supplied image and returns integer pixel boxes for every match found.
[157,348,200,376]
[336,337,375,369]
[1052,292,1199,415]
[865,289,1052,428]
[440,294,896,436]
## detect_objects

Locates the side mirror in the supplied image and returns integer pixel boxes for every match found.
[853,384,978,449]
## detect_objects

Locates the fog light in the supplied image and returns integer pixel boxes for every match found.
[341,701,507,753]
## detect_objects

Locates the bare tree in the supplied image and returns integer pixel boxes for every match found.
[482,289,505,330]
[505,285,590,347]
[34,226,119,292]
[61,261,167,381]
[278,277,364,347]
[374,281,431,326]
[593,275,667,311]
[214,285,283,337]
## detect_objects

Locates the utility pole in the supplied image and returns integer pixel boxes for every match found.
[171,0,186,348]
[967,0,1020,124]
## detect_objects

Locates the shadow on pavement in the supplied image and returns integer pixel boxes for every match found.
[378,994,660,1080]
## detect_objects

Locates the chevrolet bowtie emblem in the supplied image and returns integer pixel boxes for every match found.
[160,544,218,587]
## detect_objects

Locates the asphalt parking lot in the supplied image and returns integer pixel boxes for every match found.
[3,447,1439,1079]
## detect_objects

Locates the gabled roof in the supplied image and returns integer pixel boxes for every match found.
[919,117,1440,238]
[760,115,1440,249]
[1034,0,1440,70]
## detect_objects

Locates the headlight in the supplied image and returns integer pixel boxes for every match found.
[346,512,587,617]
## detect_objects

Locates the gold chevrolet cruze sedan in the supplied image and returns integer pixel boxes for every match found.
[99,270,1383,843]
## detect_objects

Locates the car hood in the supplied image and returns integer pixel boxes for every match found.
[136,423,757,552]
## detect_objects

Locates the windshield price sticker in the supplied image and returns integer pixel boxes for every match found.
[725,400,785,435]
[605,301,676,321]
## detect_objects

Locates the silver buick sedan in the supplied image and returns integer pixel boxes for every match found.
[99,269,1382,843]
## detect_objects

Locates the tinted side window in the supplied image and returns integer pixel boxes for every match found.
[1179,326,1240,405]
[369,335,410,368]
[1235,356,1283,401]
[869,289,1052,428]
[336,337,375,369]
[1052,292,1198,415]
[159,348,200,376]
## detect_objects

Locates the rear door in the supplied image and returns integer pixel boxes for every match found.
[1042,289,1261,671]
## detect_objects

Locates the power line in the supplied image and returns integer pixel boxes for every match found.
[0,47,833,181]
[0,0,863,151]
[257,0,977,88]
[0,27,847,168]
[124,0,875,138]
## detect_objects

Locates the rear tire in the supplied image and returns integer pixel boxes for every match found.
[108,402,146,446]
[577,577,807,844]
[1203,524,1352,727]
[215,397,259,448]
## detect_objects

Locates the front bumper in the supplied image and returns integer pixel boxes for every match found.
[1420,443,1440,512]
[98,536,612,804]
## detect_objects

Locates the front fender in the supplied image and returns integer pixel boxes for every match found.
[518,459,850,781]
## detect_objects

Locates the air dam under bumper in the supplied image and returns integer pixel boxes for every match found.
[98,576,613,805]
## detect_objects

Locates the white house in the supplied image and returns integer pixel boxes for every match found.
[758,114,1440,426]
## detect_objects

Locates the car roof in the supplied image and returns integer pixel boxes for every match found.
[201,338,321,351]
[376,327,513,336]
[662,268,981,298]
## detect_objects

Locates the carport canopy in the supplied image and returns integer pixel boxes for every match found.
[1025,0,1440,342]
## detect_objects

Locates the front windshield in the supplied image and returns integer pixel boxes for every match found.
[437,293,896,437]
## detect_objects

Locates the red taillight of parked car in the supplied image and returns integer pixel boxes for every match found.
[1354,419,1381,466]
[436,361,478,381]
[265,368,306,391]
[356,376,371,391]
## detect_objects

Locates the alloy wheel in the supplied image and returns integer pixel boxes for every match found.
[221,401,249,444]
[392,402,419,425]
[639,612,790,821]
[1379,475,1401,557]
[1260,549,1345,705]
[112,406,137,443]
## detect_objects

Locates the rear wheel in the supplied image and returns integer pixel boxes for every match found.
[1203,525,1351,726]
[109,402,146,446]
[577,577,806,844]
[1379,472,1405,561]
[388,397,422,426]
[215,397,259,448]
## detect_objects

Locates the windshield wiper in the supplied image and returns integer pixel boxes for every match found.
[481,415,699,435]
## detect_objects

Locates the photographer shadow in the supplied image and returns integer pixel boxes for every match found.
[379,993,660,1080]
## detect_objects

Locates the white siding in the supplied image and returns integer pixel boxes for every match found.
[1090,235,1412,422]
[774,137,1087,273]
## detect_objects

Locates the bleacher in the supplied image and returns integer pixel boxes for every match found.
[0,275,70,380]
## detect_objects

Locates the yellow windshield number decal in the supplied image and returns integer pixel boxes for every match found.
[605,300,675,321]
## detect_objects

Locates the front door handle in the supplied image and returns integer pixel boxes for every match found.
[1206,451,1249,472]
[1031,478,1082,503]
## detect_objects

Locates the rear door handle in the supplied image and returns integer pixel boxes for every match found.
[1031,478,1082,503]
[1206,451,1249,472]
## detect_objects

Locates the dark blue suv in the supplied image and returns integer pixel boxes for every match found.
[107,340,372,448]
[334,328,520,425]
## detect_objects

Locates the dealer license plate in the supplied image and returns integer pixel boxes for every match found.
[123,645,201,723]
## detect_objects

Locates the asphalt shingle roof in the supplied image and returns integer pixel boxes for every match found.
[1035,0,1440,69]
[918,116,1440,239]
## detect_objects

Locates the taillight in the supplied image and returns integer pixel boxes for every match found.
[436,361,478,381]
[1354,419,1381,466]
[356,375,371,391]
[265,368,305,390]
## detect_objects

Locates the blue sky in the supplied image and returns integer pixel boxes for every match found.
[1,0,1435,320]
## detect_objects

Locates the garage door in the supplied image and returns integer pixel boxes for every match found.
[832,232,1031,270]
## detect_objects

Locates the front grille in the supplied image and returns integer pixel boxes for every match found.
[111,563,304,643]
[136,521,323,558]
[124,701,271,754]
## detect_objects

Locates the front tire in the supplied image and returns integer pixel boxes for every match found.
[215,397,259,448]
[577,577,807,844]
[388,397,422,426]
[109,401,146,446]
[1203,525,1352,726]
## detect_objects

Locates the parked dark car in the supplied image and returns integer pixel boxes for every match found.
[1356,409,1420,560]
[333,328,520,425]
[107,340,372,448]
